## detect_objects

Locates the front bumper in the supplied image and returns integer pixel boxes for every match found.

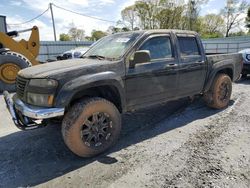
[242,64,250,75]
[3,91,64,130]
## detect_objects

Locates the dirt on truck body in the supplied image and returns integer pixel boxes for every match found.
[3,29,242,157]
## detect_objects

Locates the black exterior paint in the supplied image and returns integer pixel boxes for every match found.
[17,29,242,113]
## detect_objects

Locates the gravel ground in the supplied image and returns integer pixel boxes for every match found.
[0,79,249,188]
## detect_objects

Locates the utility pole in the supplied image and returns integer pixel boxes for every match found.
[190,0,195,31]
[49,3,57,41]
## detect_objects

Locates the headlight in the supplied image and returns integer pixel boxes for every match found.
[29,79,58,88]
[73,51,81,58]
[27,93,54,107]
[246,54,250,61]
[27,79,58,107]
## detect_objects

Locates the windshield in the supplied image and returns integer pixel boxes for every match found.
[83,32,141,60]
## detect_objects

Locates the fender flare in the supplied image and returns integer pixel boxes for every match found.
[55,71,125,110]
[204,63,234,92]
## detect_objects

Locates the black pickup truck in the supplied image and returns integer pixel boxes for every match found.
[4,30,242,157]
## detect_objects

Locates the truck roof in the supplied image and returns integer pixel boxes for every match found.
[113,29,198,36]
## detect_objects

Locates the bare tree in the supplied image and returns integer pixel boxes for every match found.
[186,0,208,31]
[202,14,225,33]
[68,27,85,41]
[66,23,85,41]
[121,5,137,30]
[221,0,249,37]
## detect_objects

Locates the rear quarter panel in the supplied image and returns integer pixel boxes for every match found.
[204,53,242,92]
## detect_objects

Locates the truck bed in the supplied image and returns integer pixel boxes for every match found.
[206,53,242,81]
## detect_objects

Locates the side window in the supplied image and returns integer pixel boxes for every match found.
[177,37,200,56]
[139,36,173,60]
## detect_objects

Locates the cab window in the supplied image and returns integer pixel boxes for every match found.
[177,36,201,56]
[139,36,173,60]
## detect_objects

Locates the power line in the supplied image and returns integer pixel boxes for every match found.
[8,7,50,26]
[7,3,117,26]
[52,3,117,24]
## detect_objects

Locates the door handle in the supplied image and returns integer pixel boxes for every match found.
[167,63,177,67]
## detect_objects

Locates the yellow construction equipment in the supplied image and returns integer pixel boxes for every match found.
[0,26,40,91]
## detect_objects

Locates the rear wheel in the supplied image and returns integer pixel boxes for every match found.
[204,73,232,109]
[62,97,121,157]
[0,51,31,92]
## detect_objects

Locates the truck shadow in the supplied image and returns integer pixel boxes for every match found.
[235,76,250,84]
[0,97,233,187]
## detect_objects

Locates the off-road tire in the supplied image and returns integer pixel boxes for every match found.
[62,97,121,157]
[0,51,31,92]
[204,73,232,109]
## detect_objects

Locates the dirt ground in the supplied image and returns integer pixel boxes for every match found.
[0,79,249,188]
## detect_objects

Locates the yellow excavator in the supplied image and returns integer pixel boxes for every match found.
[0,17,40,92]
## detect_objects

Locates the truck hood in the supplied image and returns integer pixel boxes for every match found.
[18,58,117,79]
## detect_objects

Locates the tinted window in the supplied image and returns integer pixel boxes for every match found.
[139,36,173,60]
[178,37,200,56]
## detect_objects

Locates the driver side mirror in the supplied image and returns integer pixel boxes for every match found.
[129,50,151,68]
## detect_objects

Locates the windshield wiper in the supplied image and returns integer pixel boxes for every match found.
[85,55,106,60]
[82,55,118,61]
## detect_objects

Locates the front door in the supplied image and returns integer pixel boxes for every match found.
[125,34,179,110]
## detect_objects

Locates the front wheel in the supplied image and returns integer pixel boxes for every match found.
[62,97,121,157]
[204,73,232,109]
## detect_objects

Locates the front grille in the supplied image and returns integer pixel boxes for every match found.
[16,76,29,99]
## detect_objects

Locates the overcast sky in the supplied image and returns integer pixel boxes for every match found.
[0,0,246,40]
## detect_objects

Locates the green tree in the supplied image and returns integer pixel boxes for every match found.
[91,30,107,41]
[85,36,92,41]
[228,31,247,36]
[122,0,208,32]
[155,4,185,29]
[134,1,147,29]
[121,27,130,32]
[200,14,225,38]
[246,7,250,32]
[133,0,184,30]
[59,33,71,41]
[107,26,121,34]
[120,0,225,34]
[221,0,249,37]
[201,32,224,39]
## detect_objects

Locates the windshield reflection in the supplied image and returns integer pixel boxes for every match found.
[83,32,141,60]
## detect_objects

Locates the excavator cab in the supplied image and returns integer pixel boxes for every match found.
[0,15,40,92]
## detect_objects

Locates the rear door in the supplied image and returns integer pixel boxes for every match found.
[125,34,179,110]
[176,35,207,97]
